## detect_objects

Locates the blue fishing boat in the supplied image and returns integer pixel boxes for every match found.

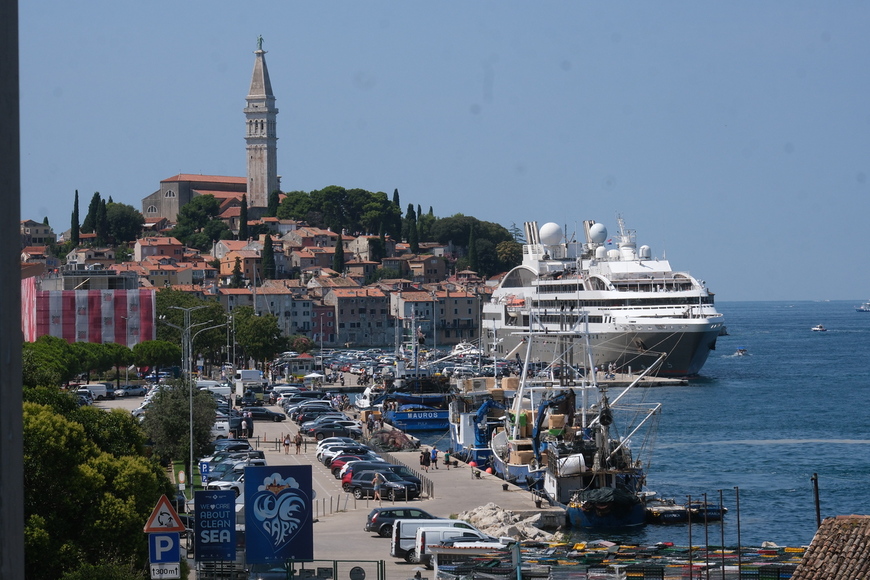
[383,405,450,431]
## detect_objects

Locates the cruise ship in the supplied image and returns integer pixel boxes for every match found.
[482,218,724,377]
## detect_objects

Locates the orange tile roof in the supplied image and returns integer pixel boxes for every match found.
[161,174,246,184]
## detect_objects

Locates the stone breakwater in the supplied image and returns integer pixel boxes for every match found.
[456,502,559,541]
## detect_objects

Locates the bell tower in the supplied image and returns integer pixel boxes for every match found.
[245,36,279,208]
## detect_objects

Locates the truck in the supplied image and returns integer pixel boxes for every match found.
[233,370,266,406]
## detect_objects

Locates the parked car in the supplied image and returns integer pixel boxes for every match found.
[245,407,286,422]
[349,470,418,501]
[114,384,147,397]
[205,468,246,496]
[203,458,266,483]
[328,453,383,478]
[341,462,421,490]
[309,422,363,441]
[321,445,375,466]
[364,506,437,538]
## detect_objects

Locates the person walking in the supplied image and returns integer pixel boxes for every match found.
[443,449,451,470]
[372,471,386,505]
[283,433,291,455]
[294,432,303,454]
[430,447,439,469]
[421,450,430,472]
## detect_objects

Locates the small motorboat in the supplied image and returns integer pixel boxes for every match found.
[857,301,870,312]
[811,324,827,332]
[734,347,748,356]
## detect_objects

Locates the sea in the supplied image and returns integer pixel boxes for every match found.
[422,300,870,548]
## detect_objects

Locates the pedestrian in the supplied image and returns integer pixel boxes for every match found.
[246,411,254,438]
[431,447,439,469]
[372,471,385,505]
[421,450,430,472]
[419,450,426,472]
[283,433,291,455]
[444,449,451,470]
[295,432,303,454]
[240,418,248,439]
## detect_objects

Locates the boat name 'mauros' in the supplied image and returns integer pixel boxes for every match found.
[483,217,724,377]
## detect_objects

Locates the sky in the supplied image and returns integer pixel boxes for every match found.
[19,2,870,302]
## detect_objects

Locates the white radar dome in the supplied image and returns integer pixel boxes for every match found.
[539,222,563,245]
[589,223,608,244]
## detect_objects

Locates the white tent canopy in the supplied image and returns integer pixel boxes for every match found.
[304,372,325,378]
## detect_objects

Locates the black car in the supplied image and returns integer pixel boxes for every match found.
[309,422,363,441]
[349,470,419,501]
[245,407,286,422]
[364,506,437,538]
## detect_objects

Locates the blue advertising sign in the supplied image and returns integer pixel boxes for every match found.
[244,465,314,564]
[194,490,237,561]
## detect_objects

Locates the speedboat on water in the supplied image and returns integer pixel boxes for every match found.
[857,301,870,312]
[482,217,724,377]
[734,347,748,356]
[811,324,827,332]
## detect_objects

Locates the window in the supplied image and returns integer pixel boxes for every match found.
[164,190,176,198]
[146,205,157,214]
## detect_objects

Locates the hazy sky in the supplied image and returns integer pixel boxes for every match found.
[20,2,870,301]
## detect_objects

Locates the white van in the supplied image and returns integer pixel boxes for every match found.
[413,526,496,568]
[79,383,108,401]
[197,380,232,398]
[390,518,478,562]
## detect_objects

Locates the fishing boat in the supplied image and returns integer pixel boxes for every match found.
[482,217,725,377]
[383,404,450,431]
[811,324,827,332]
[645,498,729,524]
[857,301,870,312]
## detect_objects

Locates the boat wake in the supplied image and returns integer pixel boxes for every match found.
[659,438,870,449]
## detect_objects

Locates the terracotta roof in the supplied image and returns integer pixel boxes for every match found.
[193,189,244,199]
[221,206,242,218]
[792,515,870,579]
[138,236,183,246]
[161,174,246,184]
[330,288,386,298]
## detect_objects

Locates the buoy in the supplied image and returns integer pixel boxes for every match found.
[469,461,477,468]
[486,467,494,474]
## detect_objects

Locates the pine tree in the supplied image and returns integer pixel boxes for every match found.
[239,194,249,240]
[261,235,275,280]
[333,233,345,274]
[71,190,80,246]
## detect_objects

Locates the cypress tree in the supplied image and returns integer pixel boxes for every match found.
[230,257,244,288]
[261,235,275,280]
[392,188,400,208]
[95,199,108,245]
[333,233,345,273]
[71,190,80,246]
[267,190,280,217]
[407,205,419,254]
[468,224,478,272]
[81,191,101,234]
[239,194,249,240]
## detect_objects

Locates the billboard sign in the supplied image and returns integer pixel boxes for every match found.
[244,465,314,564]
[194,490,237,561]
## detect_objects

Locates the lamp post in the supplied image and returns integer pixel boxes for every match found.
[167,305,208,490]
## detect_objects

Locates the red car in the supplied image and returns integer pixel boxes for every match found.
[328,455,373,478]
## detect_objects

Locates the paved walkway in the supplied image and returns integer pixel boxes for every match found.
[251,405,563,580]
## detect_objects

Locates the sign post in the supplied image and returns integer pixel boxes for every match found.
[144,495,185,580]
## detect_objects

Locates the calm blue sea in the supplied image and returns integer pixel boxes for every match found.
[427,301,870,547]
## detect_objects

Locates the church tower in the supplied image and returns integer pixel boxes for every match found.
[245,36,279,208]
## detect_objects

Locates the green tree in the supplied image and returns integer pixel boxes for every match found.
[496,240,523,271]
[333,233,345,273]
[238,194,249,240]
[407,205,419,254]
[276,190,313,222]
[23,336,79,387]
[468,223,479,272]
[95,199,109,245]
[261,235,275,280]
[230,257,244,288]
[102,342,134,388]
[171,194,222,249]
[289,335,314,354]
[141,386,216,467]
[366,267,401,284]
[71,190,80,246]
[132,340,181,374]
[81,191,102,234]
[23,402,173,580]
[267,190,280,217]
[105,202,145,244]
[70,341,113,382]
[233,306,285,367]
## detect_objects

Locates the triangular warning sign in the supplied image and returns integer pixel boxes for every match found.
[144,494,185,533]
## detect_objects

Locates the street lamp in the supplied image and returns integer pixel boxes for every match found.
[166,305,208,491]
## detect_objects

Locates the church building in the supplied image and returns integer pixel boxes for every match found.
[141,38,280,222]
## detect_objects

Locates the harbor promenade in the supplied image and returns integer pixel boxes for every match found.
[252,415,564,579]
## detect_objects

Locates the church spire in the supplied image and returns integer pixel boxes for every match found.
[245,36,279,208]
